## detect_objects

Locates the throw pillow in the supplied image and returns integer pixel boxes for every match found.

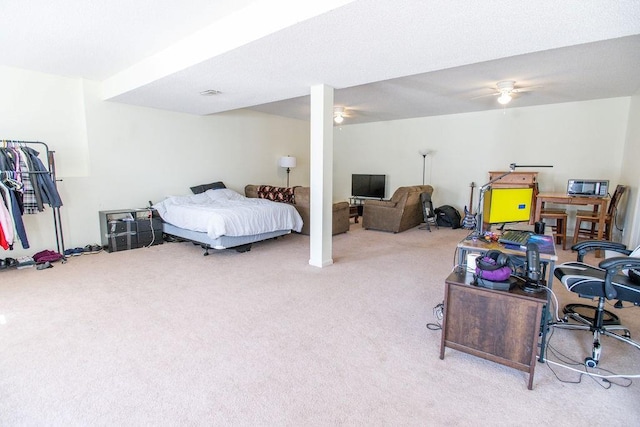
[190,181,226,194]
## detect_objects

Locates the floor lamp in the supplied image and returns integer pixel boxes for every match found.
[419,150,431,185]
[279,155,297,187]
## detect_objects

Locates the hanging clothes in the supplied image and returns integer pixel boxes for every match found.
[0,142,64,252]
[0,181,14,250]
[20,146,62,208]
[0,178,28,249]
[16,148,38,214]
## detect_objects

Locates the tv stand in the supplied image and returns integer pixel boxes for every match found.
[350,196,386,218]
[350,196,385,203]
[349,197,365,218]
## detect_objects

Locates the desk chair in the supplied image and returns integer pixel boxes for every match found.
[553,240,640,367]
[573,184,626,245]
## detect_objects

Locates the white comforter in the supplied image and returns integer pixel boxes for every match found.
[153,189,303,239]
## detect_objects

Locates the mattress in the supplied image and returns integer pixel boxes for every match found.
[162,222,291,250]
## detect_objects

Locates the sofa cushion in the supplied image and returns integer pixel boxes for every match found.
[257,185,296,204]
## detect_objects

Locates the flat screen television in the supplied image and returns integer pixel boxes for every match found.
[352,174,386,199]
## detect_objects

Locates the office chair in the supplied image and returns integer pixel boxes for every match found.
[419,191,438,232]
[553,240,640,367]
[573,184,626,245]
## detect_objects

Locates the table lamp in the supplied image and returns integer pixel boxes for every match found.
[279,155,297,187]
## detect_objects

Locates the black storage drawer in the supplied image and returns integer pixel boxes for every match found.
[136,230,162,248]
[100,208,161,253]
[136,218,162,233]
[107,220,137,234]
[107,234,137,252]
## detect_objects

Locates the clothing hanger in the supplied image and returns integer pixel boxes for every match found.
[2,172,23,191]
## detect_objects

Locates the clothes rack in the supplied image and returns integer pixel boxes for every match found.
[0,140,65,255]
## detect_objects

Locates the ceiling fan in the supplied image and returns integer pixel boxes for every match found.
[473,80,540,105]
[334,106,367,124]
[334,106,348,124]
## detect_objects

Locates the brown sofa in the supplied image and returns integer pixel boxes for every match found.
[362,185,434,233]
[244,185,350,235]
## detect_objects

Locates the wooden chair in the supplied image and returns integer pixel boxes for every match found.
[534,182,568,250]
[540,208,568,250]
[572,184,626,245]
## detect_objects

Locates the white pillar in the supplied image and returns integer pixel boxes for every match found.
[309,84,334,267]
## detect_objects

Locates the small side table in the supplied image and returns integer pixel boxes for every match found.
[349,205,359,223]
[349,197,366,223]
[440,270,546,390]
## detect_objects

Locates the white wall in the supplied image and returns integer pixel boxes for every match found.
[620,92,640,247]
[0,66,90,177]
[1,67,310,257]
[334,98,631,233]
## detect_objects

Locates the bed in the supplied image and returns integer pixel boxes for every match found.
[153,188,303,254]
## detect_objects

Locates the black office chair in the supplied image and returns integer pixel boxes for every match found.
[553,240,640,367]
[419,192,438,232]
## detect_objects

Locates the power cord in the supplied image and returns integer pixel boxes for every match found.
[543,320,636,388]
[142,206,156,248]
[426,301,444,330]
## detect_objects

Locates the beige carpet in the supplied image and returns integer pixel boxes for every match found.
[1,222,639,425]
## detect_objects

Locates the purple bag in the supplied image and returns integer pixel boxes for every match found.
[32,250,64,263]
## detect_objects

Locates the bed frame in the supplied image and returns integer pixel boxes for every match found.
[162,222,292,255]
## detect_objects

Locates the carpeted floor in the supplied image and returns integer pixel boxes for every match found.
[1,221,639,425]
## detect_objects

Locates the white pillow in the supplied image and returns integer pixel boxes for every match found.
[205,188,243,201]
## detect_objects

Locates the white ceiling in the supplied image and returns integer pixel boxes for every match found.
[2,0,640,125]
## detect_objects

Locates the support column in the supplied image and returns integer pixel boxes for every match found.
[309,84,334,267]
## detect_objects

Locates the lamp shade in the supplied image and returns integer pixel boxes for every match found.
[279,156,297,168]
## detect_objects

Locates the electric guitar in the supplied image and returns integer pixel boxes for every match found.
[462,182,477,229]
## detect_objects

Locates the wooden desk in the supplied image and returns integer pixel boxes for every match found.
[533,193,609,240]
[440,270,546,390]
[456,232,557,363]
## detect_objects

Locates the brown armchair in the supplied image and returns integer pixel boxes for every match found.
[293,187,349,235]
[362,185,434,233]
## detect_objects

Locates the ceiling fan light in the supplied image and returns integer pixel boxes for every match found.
[334,114,344,124]
[497,93,512,105]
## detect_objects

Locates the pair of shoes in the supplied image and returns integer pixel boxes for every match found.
[36,261,53,270]
[17,256,35,269]
[83,244,103,254]
[1,257,18,269]
[64,247,84,257]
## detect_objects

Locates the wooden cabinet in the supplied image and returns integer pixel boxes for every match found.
[439,270,546,390]
[488,171,537,187]
[99,209,163,252]
[485,171,538,225]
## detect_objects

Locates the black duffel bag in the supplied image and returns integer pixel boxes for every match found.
[435,205,462,229]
